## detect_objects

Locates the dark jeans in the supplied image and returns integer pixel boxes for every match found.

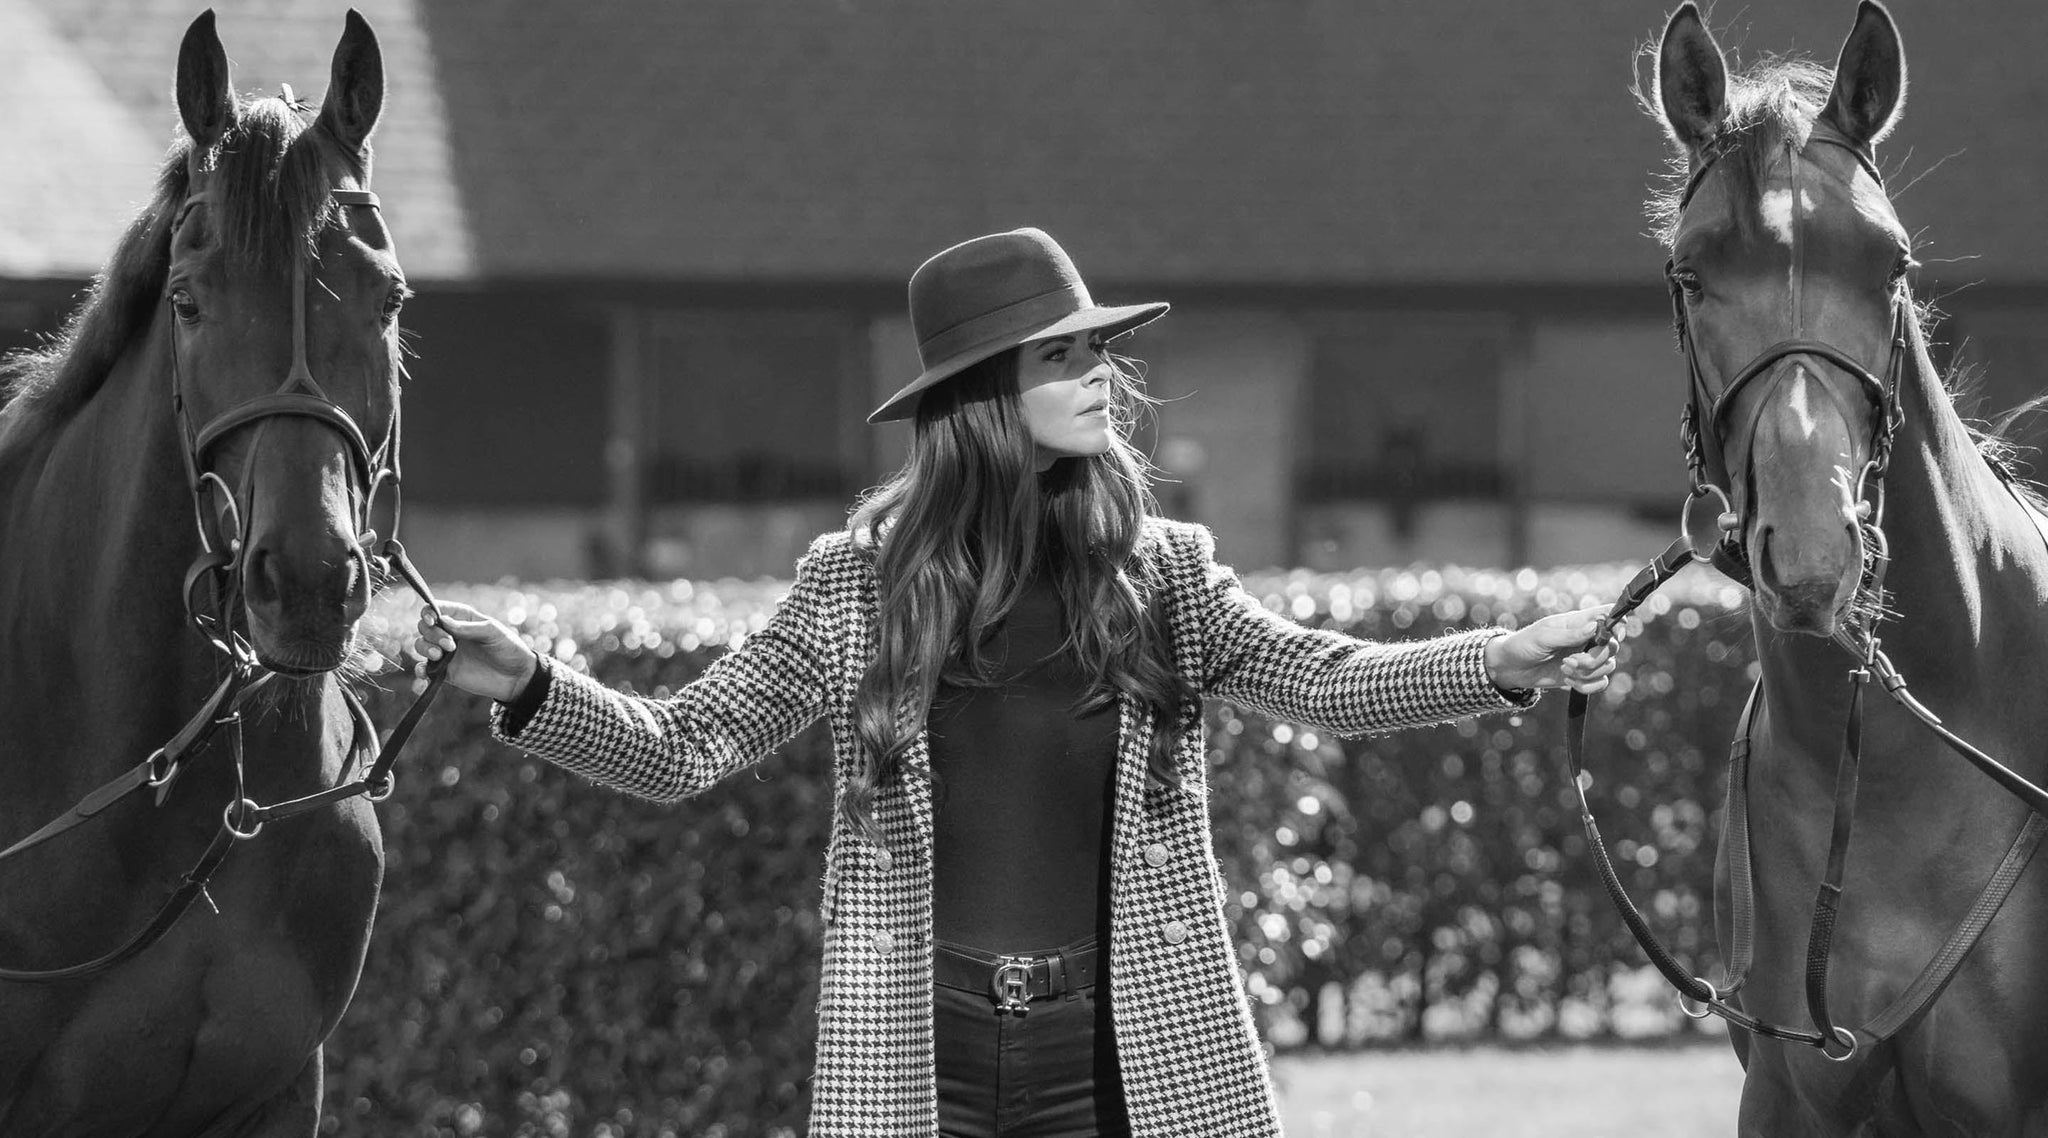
[933,946,1132,1138]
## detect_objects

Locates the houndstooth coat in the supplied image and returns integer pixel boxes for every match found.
[493,517,1532,1136]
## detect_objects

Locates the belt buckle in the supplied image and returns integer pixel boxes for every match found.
[991,956,1033,1017]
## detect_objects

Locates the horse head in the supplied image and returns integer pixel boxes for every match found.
[1654,1,1912,638]
[166,10,405,674]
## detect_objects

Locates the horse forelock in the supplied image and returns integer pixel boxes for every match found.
[200,96,367,270]
[1641,55,1836,250]
[0,95,367,454]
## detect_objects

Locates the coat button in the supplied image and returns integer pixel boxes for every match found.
[874,848,894,873]
[1161,920,1189,945]
[873,930,896,954]
[1144,842,1170,868]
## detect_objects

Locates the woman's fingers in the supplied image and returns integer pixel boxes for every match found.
[1537,608,1611,652]
[407,634,448,664]
[417,601,494,646]
[1569,653,1617,678]
[409,627,456,654]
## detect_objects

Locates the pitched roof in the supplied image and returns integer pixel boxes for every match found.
[7,1,2045,285]
[2,0,472,279]
[0,0,163,276]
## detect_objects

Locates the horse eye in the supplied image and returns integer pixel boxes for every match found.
[168,287,200,323]
[381,288,406,322]
[1673,269,1704,298]
[1888,252,1915,285]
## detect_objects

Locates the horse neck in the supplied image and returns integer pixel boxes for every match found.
[1,315,248,766]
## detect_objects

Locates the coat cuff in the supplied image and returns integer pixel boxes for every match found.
[495,653,554,739]
[1480,629,1541,709]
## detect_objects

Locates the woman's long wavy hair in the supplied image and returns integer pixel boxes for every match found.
[843,345,1192,844]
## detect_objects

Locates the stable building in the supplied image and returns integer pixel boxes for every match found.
[5,0,2045,580]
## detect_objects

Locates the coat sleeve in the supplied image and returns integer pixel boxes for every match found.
[487,538,837,802]
[1170,522,1534,736]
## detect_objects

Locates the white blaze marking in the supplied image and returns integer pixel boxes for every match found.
[1760,188,1797,245]
[1786,363,1820,439]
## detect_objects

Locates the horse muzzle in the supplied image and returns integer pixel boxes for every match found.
[1750,515,1866,637]
[239,531,371,673]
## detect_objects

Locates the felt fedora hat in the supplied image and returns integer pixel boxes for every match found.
[868,228,1168,423]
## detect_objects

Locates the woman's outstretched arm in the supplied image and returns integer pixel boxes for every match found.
[1171,522,1614,737]
[413,538,837,802]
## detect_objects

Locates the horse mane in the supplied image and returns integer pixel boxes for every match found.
[0,97,360,449]
[1948,357,2048,516]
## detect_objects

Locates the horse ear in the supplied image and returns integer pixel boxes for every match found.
[316,9,385,156]
[176,10,236,153]
[1824,0,1906,149]
[1655,3,1728,153]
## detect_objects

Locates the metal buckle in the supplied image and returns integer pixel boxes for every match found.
[991,957,1033,1016]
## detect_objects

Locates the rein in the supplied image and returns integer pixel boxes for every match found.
[0,185,448,985]
[1568,128,2048,1061]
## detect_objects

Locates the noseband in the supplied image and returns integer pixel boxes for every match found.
[167,187,409,655]
[1668,128,1908,579]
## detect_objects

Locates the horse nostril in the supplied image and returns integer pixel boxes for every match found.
[343,548,370,618]
[243,545,281,607]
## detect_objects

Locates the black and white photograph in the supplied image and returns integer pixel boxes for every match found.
[4,2,2047,1135]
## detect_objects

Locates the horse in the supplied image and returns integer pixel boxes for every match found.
[0,11,417,1134]
[1644,3,2048,1133]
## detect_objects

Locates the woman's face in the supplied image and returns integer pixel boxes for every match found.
[1016,333,1114,469]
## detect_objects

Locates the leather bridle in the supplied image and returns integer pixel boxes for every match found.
[171,186,403,653]
[0,180,448,984]
[1564,127,2048,1062]
[1669,127,1907,578]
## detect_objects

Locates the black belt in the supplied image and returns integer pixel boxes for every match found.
[934,937,1101,1015]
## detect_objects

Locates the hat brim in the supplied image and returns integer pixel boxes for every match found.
[867,301,1168,424]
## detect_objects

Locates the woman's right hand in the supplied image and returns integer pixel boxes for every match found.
[411,601,539,703]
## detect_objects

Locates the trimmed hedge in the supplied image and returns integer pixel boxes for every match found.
[323,563,1756,1136]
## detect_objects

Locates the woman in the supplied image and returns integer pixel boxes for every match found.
[414,228,1619,1138]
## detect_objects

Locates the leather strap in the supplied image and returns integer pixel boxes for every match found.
[934,938,1102,1003]
[1860,813,2047,1040]
[0,669,255,864]
[0,822,239,984]
[1803,656,1872,1056]
[1720,684,1760,994]
[1715,675,2047,1056]
[1870,649,2048,817]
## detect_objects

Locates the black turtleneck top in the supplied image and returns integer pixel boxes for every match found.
[927,572,1122,954]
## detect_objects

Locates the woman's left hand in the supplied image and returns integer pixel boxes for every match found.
[1484,607,1622,695]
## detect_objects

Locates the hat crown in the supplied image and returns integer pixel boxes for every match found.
[867,226,1165,423]
[909,228,1092,355]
